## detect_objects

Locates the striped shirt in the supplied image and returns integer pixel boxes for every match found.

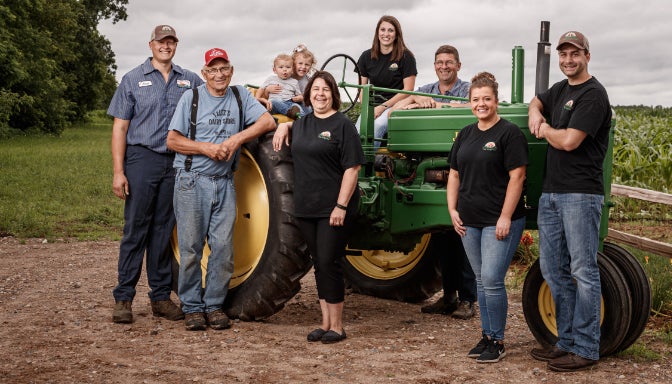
[107,57,203,153]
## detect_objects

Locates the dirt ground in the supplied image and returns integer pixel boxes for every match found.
[1,237,670,384]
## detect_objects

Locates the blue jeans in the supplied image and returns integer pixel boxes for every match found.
[355,108,390,149]
[270,99,304,116]
[173,169,236,314]
[461,217,525,341]
[113,145,175,302]
[538,193,603,361]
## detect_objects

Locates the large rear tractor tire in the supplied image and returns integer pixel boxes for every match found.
[170,133,311,320]
[602,242,652,353]
[522,253,633,356]
[342,232,457,302]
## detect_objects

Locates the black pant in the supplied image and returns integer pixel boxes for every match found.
[297,216,354,303]
[442,232,477,303]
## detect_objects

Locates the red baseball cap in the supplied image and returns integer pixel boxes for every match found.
[204,48,230,66]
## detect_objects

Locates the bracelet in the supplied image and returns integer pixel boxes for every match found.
[335,203,347,210]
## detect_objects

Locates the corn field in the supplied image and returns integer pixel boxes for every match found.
[612,106,672,220]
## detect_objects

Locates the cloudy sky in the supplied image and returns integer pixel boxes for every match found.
[98,0,671,107]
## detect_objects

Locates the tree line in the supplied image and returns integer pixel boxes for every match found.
[0,0,127,137]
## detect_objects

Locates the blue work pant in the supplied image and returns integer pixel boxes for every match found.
[113,145,175,302]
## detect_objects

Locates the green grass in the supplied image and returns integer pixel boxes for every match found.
[0,107,669,243]
[617,342,662,361]
[0,112,123,240]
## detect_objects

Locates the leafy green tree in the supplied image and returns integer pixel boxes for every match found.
[0,0,127,136]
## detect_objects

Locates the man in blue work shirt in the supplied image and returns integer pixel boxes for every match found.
[107,25,203,324]
[390,45,477,320]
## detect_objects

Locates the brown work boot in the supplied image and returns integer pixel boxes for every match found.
[530,345,569,362]
[112,301,133,323]
[451,300,475,320]
[421,293,458,315]
[151,299,185,321]
[185,312,207,331]
[206,309,231,330]
[548,353,597,372]
[287,106,301,120]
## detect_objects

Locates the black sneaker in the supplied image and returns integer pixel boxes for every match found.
[467,335,490,358]
[477,340,506,363]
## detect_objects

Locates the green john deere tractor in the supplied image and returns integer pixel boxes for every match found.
[170,21,651,357]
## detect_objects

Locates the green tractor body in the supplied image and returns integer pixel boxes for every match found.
[170,21,650,357]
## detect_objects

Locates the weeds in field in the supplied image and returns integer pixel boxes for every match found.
[642,254,672,314]
[617,342,662,361]
[507,231,539,290]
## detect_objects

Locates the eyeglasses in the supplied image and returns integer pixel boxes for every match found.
[434,60,457,67]
[204,66,232,75]
[153,40,177,47]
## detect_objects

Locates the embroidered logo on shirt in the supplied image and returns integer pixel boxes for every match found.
[177,80,192,88]
[318,131,332,141]
[483,141,497,151]
[138,81,152,87]
[388,63,399,72]
[563,100,574,111]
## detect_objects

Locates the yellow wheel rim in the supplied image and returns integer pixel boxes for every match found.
[170,148,269,289]
[537,281,606,337]
[538,281,558,336]
[345,234,431,280]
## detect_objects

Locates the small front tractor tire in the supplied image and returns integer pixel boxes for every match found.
[342,232,458,302]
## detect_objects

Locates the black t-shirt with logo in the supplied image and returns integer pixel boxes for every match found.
[291,112,366,218]
[357,49,417,102]
[536,77,611,195]
[450,119,528,227]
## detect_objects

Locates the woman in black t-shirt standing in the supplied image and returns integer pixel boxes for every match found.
[273,71,365,344]
[447,72,528,363]
[356,15,417,148]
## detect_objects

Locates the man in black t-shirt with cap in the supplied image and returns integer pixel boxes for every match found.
[528,30,612,372]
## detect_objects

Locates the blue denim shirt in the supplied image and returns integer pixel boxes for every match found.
[416,78,470,103]
[107,58,203,153]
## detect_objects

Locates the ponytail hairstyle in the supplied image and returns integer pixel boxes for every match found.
[469,72,499,101]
